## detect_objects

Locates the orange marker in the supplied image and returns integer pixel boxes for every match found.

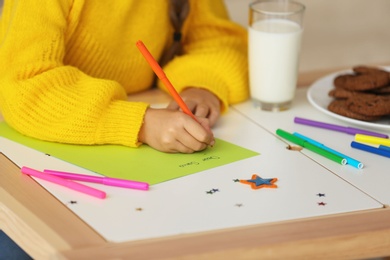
[136,40,198,122]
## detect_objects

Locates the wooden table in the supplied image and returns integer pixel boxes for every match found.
[1,70,390,259]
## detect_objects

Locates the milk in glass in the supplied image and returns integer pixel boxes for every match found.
[249,19,303,109]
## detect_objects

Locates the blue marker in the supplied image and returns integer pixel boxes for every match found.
[379,145,390,152]
[351,141,390,158]
[293,132,364,169]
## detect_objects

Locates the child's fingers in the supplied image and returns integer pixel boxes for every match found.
[193,103,210,118]
[184,117,214,145]
[176,134,209,153]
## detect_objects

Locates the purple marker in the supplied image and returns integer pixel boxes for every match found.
[44,169,149,191]
[294,117,388,138]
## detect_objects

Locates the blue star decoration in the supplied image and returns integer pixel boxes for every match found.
[240,174,278,190]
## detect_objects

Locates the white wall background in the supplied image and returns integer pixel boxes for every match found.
[224,0,390,72]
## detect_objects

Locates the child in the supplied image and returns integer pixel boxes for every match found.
[0,0,248,153]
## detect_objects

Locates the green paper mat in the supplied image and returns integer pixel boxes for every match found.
[0,123,259,185]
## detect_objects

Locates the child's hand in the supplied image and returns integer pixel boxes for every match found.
[167,88,221,127]
[138,108,215,153]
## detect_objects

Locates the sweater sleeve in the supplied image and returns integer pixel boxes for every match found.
[0,0,148,147]
[160,0,249,112]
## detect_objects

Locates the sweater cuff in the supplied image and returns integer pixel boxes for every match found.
[95,100,149,147]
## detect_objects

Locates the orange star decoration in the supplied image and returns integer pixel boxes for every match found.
[240,174,278,190]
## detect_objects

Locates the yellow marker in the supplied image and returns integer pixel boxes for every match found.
[355,134,390,146]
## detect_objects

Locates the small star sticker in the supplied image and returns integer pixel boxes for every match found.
[240,174,278,189]
[318,202,326,206]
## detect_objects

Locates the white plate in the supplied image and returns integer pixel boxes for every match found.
[307,66,390,131]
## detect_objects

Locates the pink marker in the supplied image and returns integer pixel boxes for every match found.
[21,167,106,199]
[43,169,149,191]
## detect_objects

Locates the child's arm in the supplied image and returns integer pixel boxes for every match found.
[0,1,147,148]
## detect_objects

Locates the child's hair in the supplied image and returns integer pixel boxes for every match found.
[159,0,190,67]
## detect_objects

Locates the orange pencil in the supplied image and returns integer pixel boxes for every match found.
[136,40,198,122]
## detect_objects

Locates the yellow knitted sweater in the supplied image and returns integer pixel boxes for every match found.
[0,0,248,147]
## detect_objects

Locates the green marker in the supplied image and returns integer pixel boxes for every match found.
[276,129,346,165]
